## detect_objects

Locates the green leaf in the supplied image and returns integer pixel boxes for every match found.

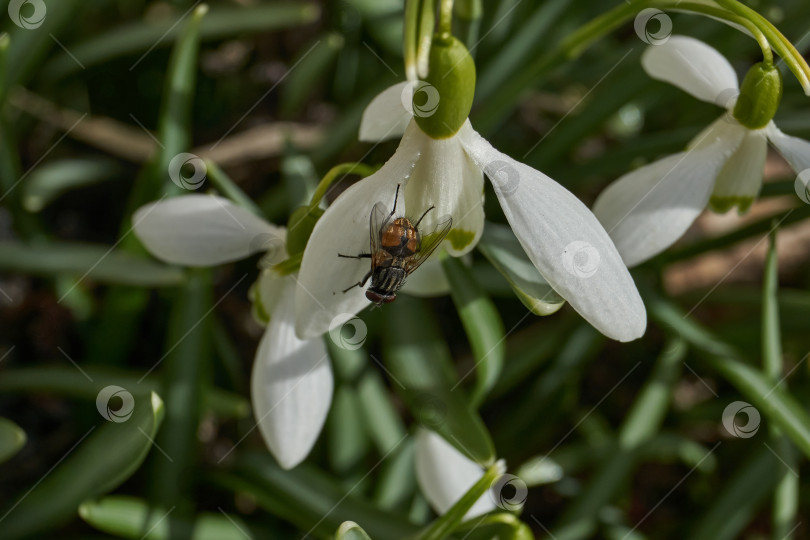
[0,241,185,286]
[214,453,419,539]
[650,295,810,460]
[327,385,370,473]
[455,513,534,540]
[0,392,165,539]
[477,223,565,315]
[336,521,373,540]
[41,3,321,80]
[440,252,505,407]
[79,496,255,540]
[21,158,121,212]
[384,296,496,465]
[0,418,26,464]
[0,366,248,419]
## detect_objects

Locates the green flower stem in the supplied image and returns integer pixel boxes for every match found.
[438,0,455,37]
[417,0,436,78]
[404,0,420,80]
[714,0,810,94]
[415,461,505,540]
[476,0,794,132]
[308,162,376,209]
[762,228,798,540]
[204,159,264,217]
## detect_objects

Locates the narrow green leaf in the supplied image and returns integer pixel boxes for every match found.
[415,461,504,540]
[327,385,370,473]
[0,366,247,419]
[0,241,185,286]
[477,223,565,315]
[384,296,495,465]
[21,158,121,212]
[151,268,212,518]
[357,370,407,455]
[205,159,264,217]
[214,452,420,538]
[42,3,321,80]
[440,252,505,407]
[79,496,255,540]
[0,418,26,464]
[281,33,345,116]
[0,393,165,539]
[690,445,778,540]
[336,521,373,540]
[455,513,534,540]
[650,295,810,459]
[373,440,416,511]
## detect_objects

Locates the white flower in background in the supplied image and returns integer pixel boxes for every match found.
[296,36,646,343]
[133,195,332,469]
[594,35,810,267]
[415,429,496,519]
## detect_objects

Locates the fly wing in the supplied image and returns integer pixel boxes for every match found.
[404,215,453,273]
[369,201,391,267]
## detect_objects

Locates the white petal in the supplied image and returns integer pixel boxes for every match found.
[710,128,768,213]
[399,256,450,297]
[295,123,422,339]
[461,129,646,342]
[252,277,332,469]
[359,82,414,143]
[414,429,495,519]
[593,124,745,268]
[133,195,283,266]
[403,121,485,257]
[766,122,810,174]
[641,35,738,108]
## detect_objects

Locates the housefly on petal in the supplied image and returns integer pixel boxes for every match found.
[338,184,452,305]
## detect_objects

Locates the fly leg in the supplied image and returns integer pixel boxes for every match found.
[342,270,372,293]
[414,205,435,227]
[389,184,401,218]
[338,253,372,259]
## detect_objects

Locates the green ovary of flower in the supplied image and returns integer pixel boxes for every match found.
[286,206,324,257]
[414,35,476,139]
[733,62,783,130]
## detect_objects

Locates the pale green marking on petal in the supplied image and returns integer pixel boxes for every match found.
[248,280,271,326]
[446,228,476,251]
[515,288,566,316]
[709,196,754,214]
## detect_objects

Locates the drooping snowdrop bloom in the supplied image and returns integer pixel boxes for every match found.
[296,35,646,343]
[133,195,332,469]
[594,35,810,267]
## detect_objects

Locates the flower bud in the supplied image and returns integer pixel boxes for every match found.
[286,205,323,257]
[732,62,782,130]
[414,35,476,139]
